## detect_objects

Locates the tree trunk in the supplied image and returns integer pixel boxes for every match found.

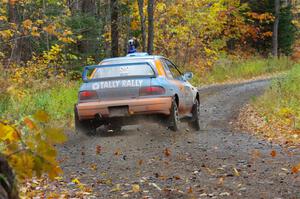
[138,0,146,52]
[0,155,19,199]
[80,0,96,55]
[272,0,280,57]
[111,0,119,57]
[81,0,96,14]
[147,0,154,55]
[7,0,20,63]
[8,0,18,23]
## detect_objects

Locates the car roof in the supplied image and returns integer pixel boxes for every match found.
[102,54,164,63]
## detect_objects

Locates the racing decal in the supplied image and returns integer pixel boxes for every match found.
[92,80,144,90]
[154,60,166,76]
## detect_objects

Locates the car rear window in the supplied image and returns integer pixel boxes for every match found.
[92,63,155,79]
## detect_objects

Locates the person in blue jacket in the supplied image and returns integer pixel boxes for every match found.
[128,38,137,54]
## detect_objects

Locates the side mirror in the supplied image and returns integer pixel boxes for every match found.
[183,72,193,80]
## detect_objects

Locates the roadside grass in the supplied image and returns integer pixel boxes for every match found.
[0,81,80,127]
[195,56,294,85]
[0,57,296,128]
[238,63,300,144]
[255,63,300,129]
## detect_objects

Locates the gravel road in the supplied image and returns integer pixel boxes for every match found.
[59,79,300,199]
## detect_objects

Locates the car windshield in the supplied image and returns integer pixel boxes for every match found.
[92,63,155,79]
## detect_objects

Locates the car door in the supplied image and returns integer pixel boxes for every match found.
[161,58,194,113]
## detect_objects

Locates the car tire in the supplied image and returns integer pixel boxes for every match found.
[168,98,180,132]
[74,106,94,134]
[189,100,201,131]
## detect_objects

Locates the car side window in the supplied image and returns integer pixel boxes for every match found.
[160,59,174,79]
[163,59,182,79]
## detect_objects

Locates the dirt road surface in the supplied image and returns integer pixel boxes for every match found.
[59,79,300,199]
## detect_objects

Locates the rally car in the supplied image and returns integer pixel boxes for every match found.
[74,53,200,133]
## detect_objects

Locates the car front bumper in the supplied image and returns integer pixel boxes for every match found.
[76,97,172,120]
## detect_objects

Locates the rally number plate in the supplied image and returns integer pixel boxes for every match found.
[109,106,129,117]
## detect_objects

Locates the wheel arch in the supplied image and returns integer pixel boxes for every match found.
[196,92,200,103]
[174,94,179,106]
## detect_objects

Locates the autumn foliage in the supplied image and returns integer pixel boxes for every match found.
[0,111,66,181]
[0,0,299,196]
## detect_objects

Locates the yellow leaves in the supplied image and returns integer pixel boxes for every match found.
[279,107,294,118]
[43,44,63,62]
[0,122,18,142]
[132,184,140,193]
[48,166,63,180]
[36,19,44,25]
[110,184,121,192]
[43,24,57,35]
[10,153,35,179]
[31,27,40,37]
[71,178,93,193]
[34,110,49,122]
[58,36,75,44]
[63,30,73,36]
[76,35,83,40]
[247,12,275,23]
[22,19,33,29]
[156,2,166,12]
[86,56,95,65]
[72,178,81,184]
[0,15,7,21]
[233,167,240,176]
[44,128,67,144]
[114,148,122,156]
[0,29,14,40]
[0,111,67,182]
[130,20,139,31]
[262,31,273,38]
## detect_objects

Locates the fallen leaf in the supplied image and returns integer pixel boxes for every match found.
[291,163,300,174]
[270,150,277,157]
[96,145,102,154]
[233,167,240,176]
[251,149,261,159]
[138,159,143,166]
[24,117,36,129]
[72,178,80,184]
[114,148,122,156]
[149,183,161,191]
[132,184,140,193]
[110,184,121,192]
[281,168,289,172]
[220,192,230,196]
[187,186,193,194]
[218,177,224,185]
[90,164,97,171]
[164,148,171,157]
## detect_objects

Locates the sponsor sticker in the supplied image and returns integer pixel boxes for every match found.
[92,80,143,90]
